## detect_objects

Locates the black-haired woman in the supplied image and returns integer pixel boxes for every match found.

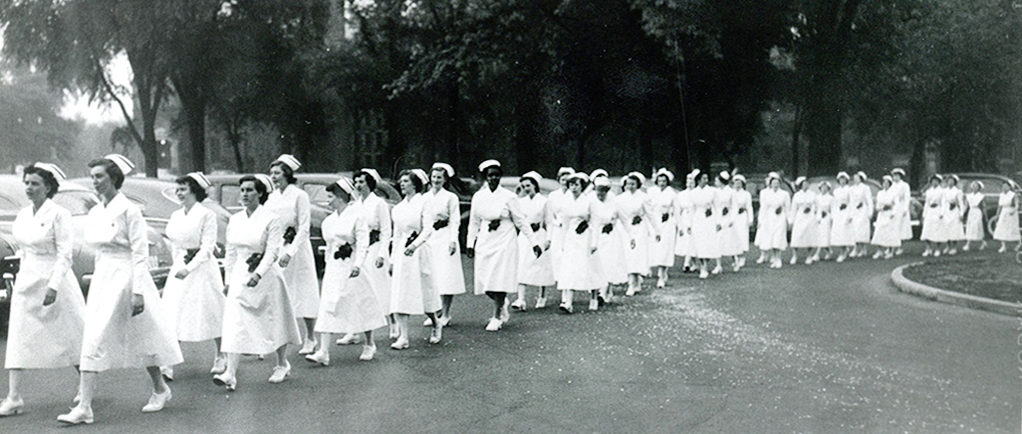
[870,176,901,259]
[59,155,183,424]
[159,173,226,381]
[788,176,818,265]
[1,163,85,417]
[758,173,791,269]
[265,154,320,355]
[513,171,555,310]
[213,174,302,390]
[648,169,677,288]
[962,181,987,251]
[940,175,965,255]
[421,163,466,325]
[305,178,385,365]
[731,174,753,269]
[920,175,946,256]
[830,172,855,262]
[993,182,1021,252]
[617,172,652,295]
[689,171,721,278]
[555,173,600,313]
[467,160,541,331]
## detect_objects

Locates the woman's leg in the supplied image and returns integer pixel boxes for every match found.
[146,366,169,395]
[512,285,528,310]
[441,295,454,320]
[5,370,22,403]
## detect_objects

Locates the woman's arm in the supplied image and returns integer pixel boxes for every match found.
[186,211,218,273]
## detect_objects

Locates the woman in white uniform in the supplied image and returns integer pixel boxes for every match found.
[714,171,740,273]
[337,169,394,345]
[758,173,791,269]
[389,170,442,349]
[675,172,697,271]
[160,173,226,381]
[993,183,1021,252]
[555,173,600,313]
[265,155,320,355]
[1,164,85,417]
[466,160,541,331]
[647,168,677,288]
[788,176,818,265]
[213,175,302,391]
[849,172,874,258]
[512,171,555,310]
[962,181,987,251]
[731,174,753,269]
[830,172,855,262]
[688,172,720,278]
[754,175,770,264]
[941,175,965,255]
[870,176,901,259]
[920,175,946,256]
[59,155,183,424]
[891,168,913,251]
[547,167,575,288]
[812,182,835,261]
[592,176,628,304]
[305,178,385,365]
[617,173,652,295]
[419,163,466,326]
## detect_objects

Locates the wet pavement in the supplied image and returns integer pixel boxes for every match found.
[0,241,1017,433]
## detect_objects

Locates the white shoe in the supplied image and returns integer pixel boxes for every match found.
[755,256,766,264]
[789,256,797,265]
[535,297,547,309]
[439,315,451,327]
[805,257,814,265]
[141,388,171,413]
[510,299,527,311]
[998,245,1007,253]
[810,254,820,263]
[962,244,970,252]
[423,317,433,327]
[733,263,741,272]
[836,254,846,263]
[212,372,237,391]
[359,344,377,361]
[0,398,24,417]
[390,337,410,349]
[656,277,665,288]
[948,248,957,255]
[588,299,599,311]
[699,270,709,279]
[298,339,318,355]
[500,301,511,323]
[485,318,503,332]
[305,349,329,366]
[625,286,636,296]
[428,325,443,344]
[933,250,941,257]
[711,265,722,274]
[872,251,883,259]
[336,333,364,345]
[388,326,400,340]
[558,302,574,314]
[922,249,931,257]
[268,361,291,383]
[57,406,94,425]
[210,356,227,375]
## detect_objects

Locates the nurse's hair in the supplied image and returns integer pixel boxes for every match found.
[87,158,126,189]
[174,176,209,201]
[398,170,425,196]
[325,182,352,203]
[269,161,297,185]
[23,164,60,198]
[353,170,378,191]
[239,175,270,204]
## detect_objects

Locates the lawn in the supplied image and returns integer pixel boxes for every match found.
[901,254,1022,303]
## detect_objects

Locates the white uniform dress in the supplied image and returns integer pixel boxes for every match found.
[616,189,653,274]
[355,192,392,315]
[592,196,628,285]
[221,206,302,355]
[757,188,790,250]
[516,193,555,287]
[689,186,721,259]
[871,189,901,248]
[6,200,86,369]
[789,190,818,248]
[963,193,985,241]
[830,186,855,247]
[993,191,1020,242]
[315,204,386,334]
[892,180,913,240]
[467,185,537,294]
[674,188,694,257]
[647,186,677,267]
[390,194,441,315]
[920,187,946,242]
[264,184,319,318]
[815,193,833,247]
[850,183,873,244]
[717,186,742,257]
[732,189,753,253]
[556,192,600,291]
[941,187,965,241]
[546,189,570,281]
[162,203,225,342]
[80,193,182,371]
[422,188,467,295]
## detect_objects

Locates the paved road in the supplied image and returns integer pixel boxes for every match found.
[0,241,1017,433]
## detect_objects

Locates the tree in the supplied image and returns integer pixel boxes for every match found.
[0,64,81,171]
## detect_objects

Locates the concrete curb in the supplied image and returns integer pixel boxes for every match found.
[890,262,1020,317]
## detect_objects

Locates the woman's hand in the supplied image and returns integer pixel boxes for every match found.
[42,288,57,306]
[131,294,145,317]
[532,245,543,258]
[278,253,292,268]
[590,246,598,254]
[543,240,551,251]
[375,257,385,268]
[349,266,361,278]
[174,269,190,279]
[466,248,475,259]
[630,239,636,249]
[449,242,457,256]
[223,285,230,296]
[404,245,416,256]
[246,273,261,287]
[655,235,661,242]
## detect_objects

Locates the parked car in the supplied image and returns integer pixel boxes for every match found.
[205,172,400,272]
[951,173,1022,235]
[0,175,173,328]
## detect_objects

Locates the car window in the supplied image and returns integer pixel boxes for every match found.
[0,193,20,218]
[53,191,99,216]
[303,183,331,208]
[220,185,241,209]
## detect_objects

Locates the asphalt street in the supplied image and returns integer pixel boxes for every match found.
[0,241,1017,433]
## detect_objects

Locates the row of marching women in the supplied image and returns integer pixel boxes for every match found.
[919,173,1021,255]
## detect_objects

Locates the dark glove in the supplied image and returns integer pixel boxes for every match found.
[774,207,782,215]
[721,207,729,216]
[433,218,449,230]
[821,211,828,218]
[575,220,589,234]
[405,231,419,248]
[949,202,957,210]
[803,207,811,214]
[183,248,199,264]
[929,203,937,208]
[487,220,500,232]
[532,245,543,258]
[466,247,475,258]
[705,208,713,218]
[530,222,542,232]
[840,204,848,211]
[856,203,863,209]
[369,229,381,245]
[882,205,892,212]
[246,253,264,273]
[631,215,642,225]
[738,207,746,214]
[602,224,614,234]
[334,243,353,260]
[661,213,669,223]
[283,226,297,245]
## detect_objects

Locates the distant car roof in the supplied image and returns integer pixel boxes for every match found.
[0,175,96,219]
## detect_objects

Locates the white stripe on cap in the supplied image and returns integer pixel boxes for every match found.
[656,168,675,182]
[33,163,66,181]
[590,169,608,180]
[557,167,575,177]
[432,162,455,177]
[104,154,135,175]
[410,168,429,186]
[186,172,211,190]
[478,159,501,172]
[334,177,356,196]
[254,174,274,192]
[521,171,542,184]
[358,168,382,184]
[274,154,301,171]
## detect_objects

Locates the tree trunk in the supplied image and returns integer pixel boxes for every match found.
[172,76,208,173]
[803,84,842,176]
